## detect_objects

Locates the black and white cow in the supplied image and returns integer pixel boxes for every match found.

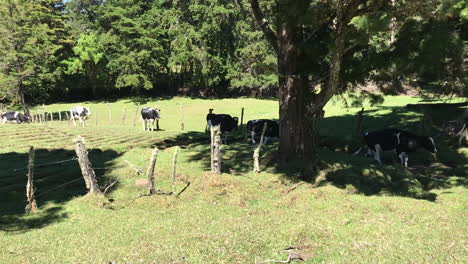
[355,129,437,167]
[141,107,161,131]
[1,111,29,124]
[70,106,91,127]
[246,119,279,144]
[206,111,238,134]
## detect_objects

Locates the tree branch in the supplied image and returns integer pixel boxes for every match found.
[249,0,278,55]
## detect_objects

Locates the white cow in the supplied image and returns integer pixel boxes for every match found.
[70,106,91,127]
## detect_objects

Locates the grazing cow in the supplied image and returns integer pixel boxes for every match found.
[355,129,437,167]
[246,119,279,144]
[70,106,91,127]
[1,111,29,124]
[206,112,238,134]
[445,111,468,146]
[141,107,161,131]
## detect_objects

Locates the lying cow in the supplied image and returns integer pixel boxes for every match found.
[70,106,91,127]
[1,111,29,124]
[246,119,279,144]
[141,107,161,131]
[355,129,437,167]
[206,111,238,134]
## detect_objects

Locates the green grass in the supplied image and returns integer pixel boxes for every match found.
[0,96,467,263]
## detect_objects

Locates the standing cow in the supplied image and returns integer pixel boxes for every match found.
[70,106,91,127]
[246,119,279,144]
[141,107,161,131]
[1,111,30,124]
[206,111,238,134]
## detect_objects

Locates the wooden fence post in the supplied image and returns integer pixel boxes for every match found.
[73,136,101,194]
[65,111,71,127]
[210,126,215,172]
[107,104,112,122]
[121,106,127,126]
[355,107,364,138]
[95,110,98,126]
[58,111,62,122]
[147,147,160,194]
[133,103,140,127]
[211,126,222,174]
[25,146,37,213]
[42,105,46,124]
[240,107,244,130]
[253,122,268,173]
[179,103,184,130]
[172,147,179,194]
[50,112,53,122]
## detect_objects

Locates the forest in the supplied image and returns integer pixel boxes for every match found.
[0,0,466,104]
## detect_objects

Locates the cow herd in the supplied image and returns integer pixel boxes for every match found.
[1,104,466,168]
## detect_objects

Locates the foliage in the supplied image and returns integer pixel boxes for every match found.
[0,0,70,105]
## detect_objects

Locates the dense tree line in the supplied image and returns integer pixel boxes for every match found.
[0,0,466,172]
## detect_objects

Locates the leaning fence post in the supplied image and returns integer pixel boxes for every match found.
[25,146,37,213]
[50,112,53,122]
[133,103,140,127]
[253,122,268,173]
[73,136,101,194]
[172,147,179,194]
[58,111,62,122]
[147,147,160,195]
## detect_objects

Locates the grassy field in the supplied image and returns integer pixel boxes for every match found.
[0,96,467,263]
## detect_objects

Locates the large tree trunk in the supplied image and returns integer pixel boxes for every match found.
[18,84,30,118]
[277,22,314,162]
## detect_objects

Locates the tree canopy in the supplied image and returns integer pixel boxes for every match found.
[0,0,464,106]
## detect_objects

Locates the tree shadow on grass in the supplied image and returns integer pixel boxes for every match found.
[0,148,121,232]
[151,104,467,201]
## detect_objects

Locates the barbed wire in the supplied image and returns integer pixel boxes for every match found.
[12,157,78,172]
[35,177,84,199]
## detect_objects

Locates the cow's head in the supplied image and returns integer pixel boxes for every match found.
[233,117,239,127]
[422,136,437,153]
[154,107,161,119]
[85,107,91,116]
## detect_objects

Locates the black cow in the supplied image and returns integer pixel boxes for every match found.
[70,106,91,127]
[141,107,161,131]
[206,112,238,134]
[355,129,437,167]
[1,111,29,124]
[246,119,279,144]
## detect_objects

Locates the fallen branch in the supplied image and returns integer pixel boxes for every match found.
[124,160,143,175]
[256,248,305,264]
[176,181,191,197]
[284,182,305,195]
[103,179,118,194]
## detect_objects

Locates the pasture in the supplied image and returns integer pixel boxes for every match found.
[0,96,467,263]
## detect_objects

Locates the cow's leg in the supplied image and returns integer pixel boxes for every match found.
[71,112,77,126]
[373,144,382,164]
[251,131,256,144]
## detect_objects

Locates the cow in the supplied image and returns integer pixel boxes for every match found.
[70,106,91,127]
[354,129,437,167]
[206,111,238,134]
[246,119,279,144]
[445,111,468,146]
[141,107,161,131]
[1,111,29,124]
